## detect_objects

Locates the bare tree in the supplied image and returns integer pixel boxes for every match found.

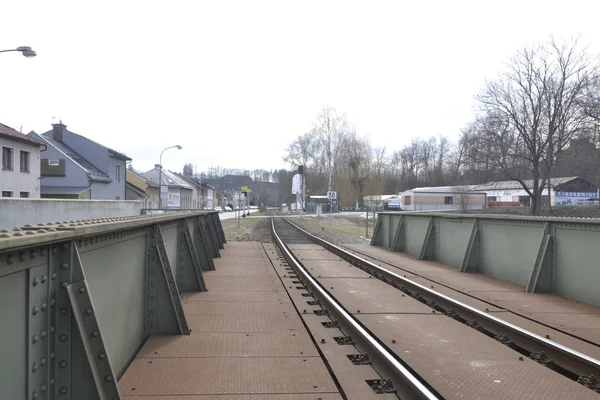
[312,106,347,195]
[341,130,371,207]
[475,38,598,214]
[284,132,315,168]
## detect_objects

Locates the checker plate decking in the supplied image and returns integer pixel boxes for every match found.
[119,242,341,398]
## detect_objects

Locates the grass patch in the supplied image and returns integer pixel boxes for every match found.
[221,217,263,241]
[293,216,374,238]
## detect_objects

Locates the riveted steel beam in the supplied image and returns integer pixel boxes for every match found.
[66,244,121,400]
[27,259,51,400]
[146,225,189,335]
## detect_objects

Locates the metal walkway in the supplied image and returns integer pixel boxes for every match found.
[342,243,600,353]
[119,242,342,399]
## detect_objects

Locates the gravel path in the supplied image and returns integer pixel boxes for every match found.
[227,215,371,244]
[284,216,371,245]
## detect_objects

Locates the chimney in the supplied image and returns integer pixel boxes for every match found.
[52,121,67,141]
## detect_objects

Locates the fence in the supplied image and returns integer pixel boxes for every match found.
[371,212,600,307]
[0,211,225,400]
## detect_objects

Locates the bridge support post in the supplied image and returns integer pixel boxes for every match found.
[178,221,207,292]
[146,224,190,335]
[390,217,404,252]
[195,216,216,271]
[201,215,220,259]
[419,217,436,260]
[370,214,382,246]
[211,213,226,246]
[460,219,480,273]
[527,222,553,293]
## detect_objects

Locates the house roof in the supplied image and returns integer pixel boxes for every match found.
[41,124,131,161]
[472,177,580,191]
[363,194,398,201]
[0,123,45,147]
[174,173,202,188]
[407,177,583,194]
[31,132,112,183]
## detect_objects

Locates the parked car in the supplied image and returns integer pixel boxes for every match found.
[214,206,223,213]
[225,206,233,212]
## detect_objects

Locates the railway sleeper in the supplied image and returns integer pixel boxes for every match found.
[333,335,355,345]
[367,378,397,394]
[577,374,600,393]
[347,353,372,365]
[321,320,340,328]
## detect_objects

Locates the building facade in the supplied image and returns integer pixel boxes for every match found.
[0,123,44,199]
[400,189,487,211]
[142,167,193,209]
[28,123,131,200]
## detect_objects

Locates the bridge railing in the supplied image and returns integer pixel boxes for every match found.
[371,212,600,307]
[0,211,225,400]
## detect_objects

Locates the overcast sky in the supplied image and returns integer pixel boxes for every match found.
[2,1,599,174]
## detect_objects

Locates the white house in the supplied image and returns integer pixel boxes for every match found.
[0,122,45,198]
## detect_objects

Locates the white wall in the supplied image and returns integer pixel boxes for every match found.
[0,198,142,230]
[0,137,41,198]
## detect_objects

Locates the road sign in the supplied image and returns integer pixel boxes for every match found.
[327,191,337,200]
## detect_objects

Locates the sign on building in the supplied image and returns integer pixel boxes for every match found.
[167,192,181,208]
[207,189,213,209]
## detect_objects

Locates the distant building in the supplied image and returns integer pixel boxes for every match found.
[174,173,204,209]
[400,187,487,211]
[0,122,45,199]
[399,177,598,211]
[126,169,159,208]
[142,167,193,209]
[28,122,131,199]
[203,174,279,207]
[472,176,597,207]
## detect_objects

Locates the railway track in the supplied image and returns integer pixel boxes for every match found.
[270,215,600,398]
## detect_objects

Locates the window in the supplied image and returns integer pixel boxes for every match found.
[20,192,29,198]
[404,196,411,205]
[20,151,30,172]
[2,191,13,198]
[2,147,13,170]
[444,196,453,205]
[116,165,121,182]
[116,196,120,200]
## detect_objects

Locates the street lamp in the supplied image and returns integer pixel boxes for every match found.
[0,46,37,58]
[158,145,182,209]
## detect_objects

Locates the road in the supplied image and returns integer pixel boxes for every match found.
[218,209,260,220]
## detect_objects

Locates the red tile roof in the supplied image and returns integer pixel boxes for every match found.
[0,122,45,147]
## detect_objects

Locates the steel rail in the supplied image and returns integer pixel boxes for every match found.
[280,216,600,381]
[271,217,441,400]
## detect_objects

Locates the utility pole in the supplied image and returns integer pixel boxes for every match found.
[299,165,304,219]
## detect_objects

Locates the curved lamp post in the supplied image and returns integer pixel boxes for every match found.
[158,145,182,209]
[0,46,37,58]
